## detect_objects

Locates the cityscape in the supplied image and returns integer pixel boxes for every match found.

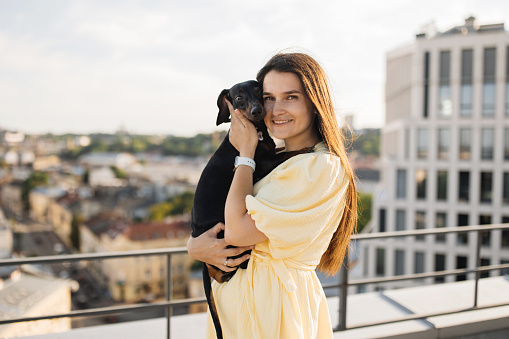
[2,11,509,339]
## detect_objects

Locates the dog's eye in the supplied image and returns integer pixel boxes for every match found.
[235,95,243,102]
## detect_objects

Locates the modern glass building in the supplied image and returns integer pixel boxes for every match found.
[365,16,509,291]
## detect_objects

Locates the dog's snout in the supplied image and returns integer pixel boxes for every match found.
[251,106,263,118]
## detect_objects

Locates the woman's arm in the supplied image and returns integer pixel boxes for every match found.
[187,222,253,271]
[224,104,269,247]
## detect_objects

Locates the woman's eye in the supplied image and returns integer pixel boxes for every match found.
[287,95,296,100]
[264,97,274,102]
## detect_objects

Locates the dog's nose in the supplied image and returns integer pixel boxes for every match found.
[251,106,263,118]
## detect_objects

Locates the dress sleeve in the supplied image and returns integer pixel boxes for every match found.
[245,152,349,259]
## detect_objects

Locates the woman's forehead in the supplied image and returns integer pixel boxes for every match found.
[263,71,303,93]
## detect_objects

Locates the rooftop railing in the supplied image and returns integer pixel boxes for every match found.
[1,223,509,338]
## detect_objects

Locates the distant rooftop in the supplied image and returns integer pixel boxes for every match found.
[0,274,70,322]
[416,16,506,40]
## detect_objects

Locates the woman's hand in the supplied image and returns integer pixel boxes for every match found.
[187,222,254,272]
[226,99,259,158]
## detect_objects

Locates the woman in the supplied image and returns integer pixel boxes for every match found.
[187,52,357,338]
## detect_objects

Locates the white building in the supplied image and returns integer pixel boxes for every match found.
[366,16,509,291]
[78,152,137,170]
[0,274,71,338]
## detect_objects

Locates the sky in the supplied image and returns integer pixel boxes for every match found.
[1,0,509,136]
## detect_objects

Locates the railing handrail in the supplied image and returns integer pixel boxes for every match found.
[336,222,509,331]
[1,223,509,337]
[0,247,188,267]
[351,223,509,240]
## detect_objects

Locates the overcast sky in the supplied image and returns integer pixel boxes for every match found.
[1,0,509,136]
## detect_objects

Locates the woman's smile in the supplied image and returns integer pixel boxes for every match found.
[272,119,292,124]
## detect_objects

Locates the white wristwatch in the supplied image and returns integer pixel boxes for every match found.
[234,156,256,172]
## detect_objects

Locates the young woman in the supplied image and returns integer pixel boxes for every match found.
[187,52,357,338]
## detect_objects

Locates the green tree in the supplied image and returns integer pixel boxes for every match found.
[357,192,372,233]
[110,166,128,179]
[21,172,49,217]
[148,191,195,221]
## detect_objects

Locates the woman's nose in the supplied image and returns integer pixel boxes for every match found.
[271,99,284,114]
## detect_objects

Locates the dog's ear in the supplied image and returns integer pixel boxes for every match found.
[216,89,231,126]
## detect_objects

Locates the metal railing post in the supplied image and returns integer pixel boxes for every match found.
[166,253,172,339]
[473,229,482,308]
[338,257,349,331]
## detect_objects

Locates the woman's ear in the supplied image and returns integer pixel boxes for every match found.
[216,89,231,126]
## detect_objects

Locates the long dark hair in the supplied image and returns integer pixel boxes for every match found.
[257,52,357,275]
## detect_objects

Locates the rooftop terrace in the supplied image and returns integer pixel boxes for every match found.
[18,276,509,339]
[1,224,509,338]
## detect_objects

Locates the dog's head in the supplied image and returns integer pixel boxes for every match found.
[216,80,265,126]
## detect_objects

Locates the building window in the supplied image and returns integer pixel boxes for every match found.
[461,49,473,117]
[395,250,405,276]
[379,208,386,232]
[439,86,452,117]
[396,209,406,232]
[459,128,471,160]
[480,215,492,247]
[481,128,494,160]
[423,51,430,118]
[417,128,428,159]
[483,83,496,117]
[458,171,470,202]
[506,46,509,116]
[503,216,509,248]
[396,169,407,199]
[414,252,425,274]
[437,170,447,201]
[415,211,426,242]
[416,169,427,199]
[456,255,468,281]
[461,84,474,117]
[480,172,493,203]
[435,212,447,243]
[439,51,452,118]
[376,248,385,276]
[437,128,450,160]
[457,213,469,246]
[481,258,491,279]
[435,254,446,283]
[482,48,496,117]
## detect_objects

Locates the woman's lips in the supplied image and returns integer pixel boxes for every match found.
[272,119,292,125]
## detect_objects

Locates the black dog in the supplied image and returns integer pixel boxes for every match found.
[191,80,314,339]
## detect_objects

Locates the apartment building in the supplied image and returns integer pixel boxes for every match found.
[365,17,509,291]
[80,215,192,302]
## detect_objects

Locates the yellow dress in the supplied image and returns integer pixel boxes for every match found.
[206,142,349,339]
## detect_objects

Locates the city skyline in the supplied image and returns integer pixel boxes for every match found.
[1,0,509,136]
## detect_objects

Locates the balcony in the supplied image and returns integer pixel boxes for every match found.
[1,224,509,339]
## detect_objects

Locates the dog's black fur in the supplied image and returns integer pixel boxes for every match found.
[191,80,314,339]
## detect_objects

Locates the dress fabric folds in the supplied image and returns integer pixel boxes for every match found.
[206,143,349,339]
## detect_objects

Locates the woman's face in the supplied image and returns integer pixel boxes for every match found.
[262,71,318,151]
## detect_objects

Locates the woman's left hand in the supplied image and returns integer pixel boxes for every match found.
[226,99,259,158]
